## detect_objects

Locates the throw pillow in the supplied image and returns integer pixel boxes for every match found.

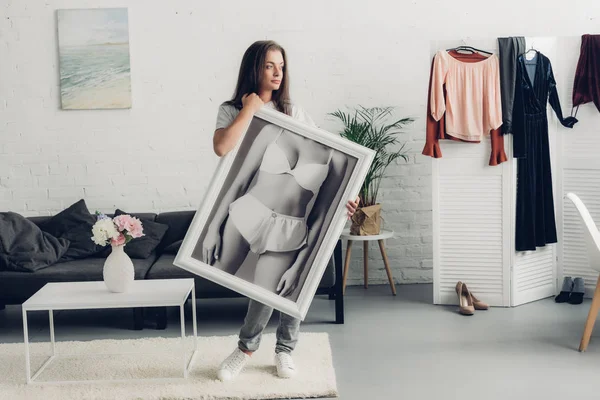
[39,199,103,260]
[113,209,169,259]
[0,212,70,272]
[163,239,183,255]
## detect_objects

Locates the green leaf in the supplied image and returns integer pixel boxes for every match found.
[328,106,414,206]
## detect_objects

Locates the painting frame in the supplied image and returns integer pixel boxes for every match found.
[56,7,132,110]
[174,107,374,320]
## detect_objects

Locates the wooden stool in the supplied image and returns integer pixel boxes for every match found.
[340,229,396,295]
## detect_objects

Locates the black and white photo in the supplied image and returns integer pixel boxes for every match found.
[174,107,374,320]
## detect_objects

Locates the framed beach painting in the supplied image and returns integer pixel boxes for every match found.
[57,8,132,110]
[174,106,374,320]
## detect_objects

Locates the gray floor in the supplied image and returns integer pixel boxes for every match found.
[1,284,600,400]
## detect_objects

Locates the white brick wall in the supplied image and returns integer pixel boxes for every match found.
[1,0,598,286]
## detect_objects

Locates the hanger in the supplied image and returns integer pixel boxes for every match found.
[522,42,538,58]
[446,45,493,55]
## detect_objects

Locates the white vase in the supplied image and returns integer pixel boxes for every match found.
[103,244,135,293]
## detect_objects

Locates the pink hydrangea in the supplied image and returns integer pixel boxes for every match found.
[111,233,126,246]
[113,215,134,232]
[128,217,144,238]
[112,214,145,241]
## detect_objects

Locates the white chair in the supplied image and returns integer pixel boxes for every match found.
[564,192,600,352]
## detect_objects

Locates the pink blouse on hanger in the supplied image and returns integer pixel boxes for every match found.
[430,49,503,142]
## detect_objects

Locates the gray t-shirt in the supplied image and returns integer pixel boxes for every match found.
[215,101,317,131]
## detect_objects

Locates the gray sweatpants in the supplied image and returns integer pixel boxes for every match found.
[238,299,301,354]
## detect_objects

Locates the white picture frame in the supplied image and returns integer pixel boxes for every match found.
[174,106,374,320]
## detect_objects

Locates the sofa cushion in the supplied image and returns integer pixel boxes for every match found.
[155,211,195,253]
[113,209,169,259]
[0,253,158,303]
[162,239,182,255]
[0,212,70,272]
[28,216,51,227]
[109,212,158,221]
[38,199,103,260]
[146,254,242,298]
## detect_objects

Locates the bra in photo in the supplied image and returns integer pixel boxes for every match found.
[259,128,333,194]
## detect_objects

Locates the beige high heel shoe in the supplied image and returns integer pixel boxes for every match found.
[455,281,475,316]
[470,291,489,310]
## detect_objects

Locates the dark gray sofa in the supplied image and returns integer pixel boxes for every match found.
[0,210,344,327]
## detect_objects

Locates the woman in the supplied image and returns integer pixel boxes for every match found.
[210,40,359,382]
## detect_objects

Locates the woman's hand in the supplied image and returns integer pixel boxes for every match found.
[346,196,360,220]
[242,93,264,114]
[202,226,222,265]
[277,267,300,297]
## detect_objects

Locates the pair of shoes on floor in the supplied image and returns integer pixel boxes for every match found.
[455,281,489,316]
[555,277,585,304]
[217,348,297,382]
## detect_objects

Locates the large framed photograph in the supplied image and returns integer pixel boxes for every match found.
[174,107,374,320]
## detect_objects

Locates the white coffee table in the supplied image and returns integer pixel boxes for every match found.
[21,278,198,384]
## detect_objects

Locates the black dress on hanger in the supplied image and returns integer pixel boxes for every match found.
[512,51,578,252]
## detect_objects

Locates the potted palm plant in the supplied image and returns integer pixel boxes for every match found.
[329,106,413,236]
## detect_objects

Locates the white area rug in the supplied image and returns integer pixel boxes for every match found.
[0,332,337,399]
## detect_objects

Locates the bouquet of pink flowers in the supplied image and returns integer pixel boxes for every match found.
[91,212,145,247]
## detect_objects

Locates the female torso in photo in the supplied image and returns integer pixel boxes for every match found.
[247,128,333,218]
[202,120,343,298]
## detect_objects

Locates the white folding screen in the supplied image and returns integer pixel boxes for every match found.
[431,38,512,307]
[433,156,511,306]
[556,37,600,299]
[431,37,563,307]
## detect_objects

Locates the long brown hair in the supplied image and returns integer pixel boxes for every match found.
[225,40,292,116]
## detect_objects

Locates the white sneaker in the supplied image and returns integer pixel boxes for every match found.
[217,348,250,381]
[275,352,297,378]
